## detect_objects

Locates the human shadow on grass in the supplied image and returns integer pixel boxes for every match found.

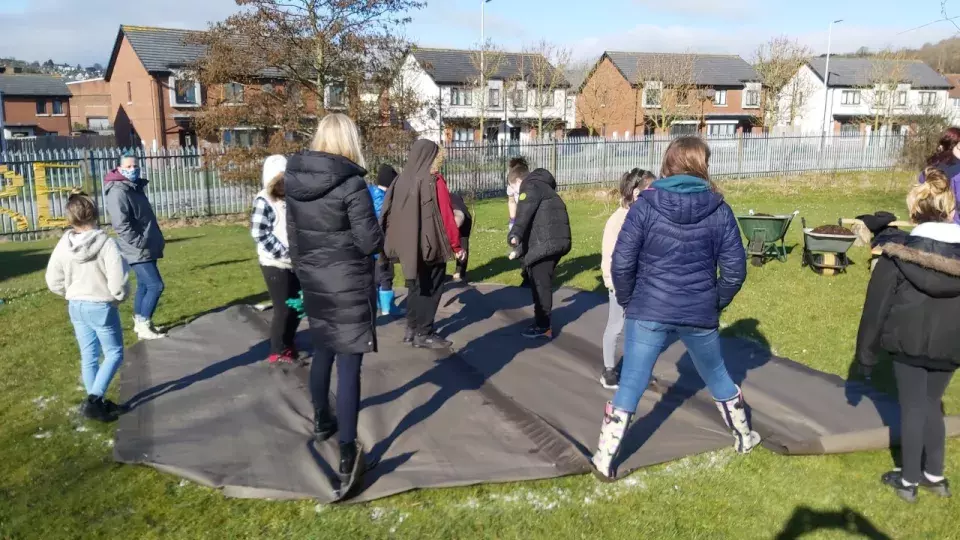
[613,319,772,477]
[843,352,903,470]
[0,249,52,282]
[774,506,892,540]
[123,340,270,411]
[360,289,597,466]
[466,255,518,284]
[553,254,603,291]
[192,257,255,270]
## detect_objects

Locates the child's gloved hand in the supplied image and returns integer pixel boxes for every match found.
[285,291,306,320]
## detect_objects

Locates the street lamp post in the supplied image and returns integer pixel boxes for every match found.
[820,19,844,137]
[480,0,491,142]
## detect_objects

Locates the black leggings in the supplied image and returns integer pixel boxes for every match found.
[406,262,446,335]
[528,256,560,328]
[894,361,954,483]
[260,266,301,355]
[309,340,363,444]
[375,256,394,291]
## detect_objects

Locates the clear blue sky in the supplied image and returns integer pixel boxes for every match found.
[0,0,957,65]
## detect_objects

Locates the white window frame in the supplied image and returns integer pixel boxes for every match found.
[706,122,737,137]
[169,74,202,108]
[952,97,960,108]
[643,81,662,109]
[841,90,861,106]
[533,88,555,108]
[224,82,244,104]
[51,100,65,116]
[35,99,48,116]
[510,88,527,110]
[325,83,347,109]
[488,88,502,109]
[450,87,472,107]
[452,127,475,142]
[919,91,937,106]
[713,89,727,106]
[897,90,908,107]
[743,83,761,108]
[221,127,260,148]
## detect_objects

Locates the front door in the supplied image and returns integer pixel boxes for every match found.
[179,129,197,148]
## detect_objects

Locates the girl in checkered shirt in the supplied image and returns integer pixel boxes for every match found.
[251,155,302,365]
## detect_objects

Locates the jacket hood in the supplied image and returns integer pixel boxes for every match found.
[641,175,724,224]
[884,235,960,298]
[285,151,367,202]
[526,168,557,190]
[104,169,147,194]
[64,229,109,263]
[262,155,288,190]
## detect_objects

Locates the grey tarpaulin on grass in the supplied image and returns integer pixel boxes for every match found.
[113,284,960,503]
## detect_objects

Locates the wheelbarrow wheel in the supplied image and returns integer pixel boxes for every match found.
[820,253,837,276]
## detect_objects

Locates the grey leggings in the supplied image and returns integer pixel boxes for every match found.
[602,291,625,369]
[894,361,955,483]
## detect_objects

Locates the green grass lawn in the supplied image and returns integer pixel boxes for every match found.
[1,170,957,539]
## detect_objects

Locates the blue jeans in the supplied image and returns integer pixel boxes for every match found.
[613,319,739,413]
[131,261,164,319]
[68,301,124,397]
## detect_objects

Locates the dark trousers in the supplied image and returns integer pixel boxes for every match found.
[375,256,394,291]
[528,256,560,328]
[406,262,446,335]
[455,236,470,279]
[894,361,954,483]
[260,266,301,355]
[309,340,363,444]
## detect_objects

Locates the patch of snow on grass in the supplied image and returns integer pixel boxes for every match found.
[32,396,57,410]
[33,430,52,440]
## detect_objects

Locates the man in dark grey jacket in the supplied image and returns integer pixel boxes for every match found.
[104,153,166,340]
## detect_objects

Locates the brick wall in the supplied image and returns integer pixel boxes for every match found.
[2,95,71,135]
[576,57,639,136]
[67,79,111,129]
[108,36,161,147]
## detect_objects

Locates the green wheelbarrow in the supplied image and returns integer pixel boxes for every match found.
[736,210,799,267]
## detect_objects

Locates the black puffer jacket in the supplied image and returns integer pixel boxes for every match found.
[285,151,383,354]
[507,168,571,266]
[856,224,960,373]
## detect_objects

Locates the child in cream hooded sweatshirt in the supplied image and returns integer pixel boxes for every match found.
[46,192,129,423]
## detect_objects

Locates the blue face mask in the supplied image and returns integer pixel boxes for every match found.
[120,167,140,182]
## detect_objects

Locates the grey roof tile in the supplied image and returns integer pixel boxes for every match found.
[0,74,71,97]
[605,52,760,86]
[807,57,950,89]
[412,48,569,86]
[122,26,207,72]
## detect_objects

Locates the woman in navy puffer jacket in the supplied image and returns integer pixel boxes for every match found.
[591,137,759,481]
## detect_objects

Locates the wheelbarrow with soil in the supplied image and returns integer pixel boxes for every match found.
[736,210,799,267]
[801,218,858,275]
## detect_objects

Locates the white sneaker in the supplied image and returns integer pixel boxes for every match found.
[134,316,167,340]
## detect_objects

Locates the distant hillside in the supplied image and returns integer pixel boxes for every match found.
[0,57,105,81]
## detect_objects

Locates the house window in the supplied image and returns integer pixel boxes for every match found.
[566,96,574,110]
[535,89,555,107]
[744,89,760,107]
[713,90,727,106]
[488,88,501,108]
[170,76,201,107]
[841,90,861,105]
[707,123,736,137]
[840,123,860,137]
[35,99,47,115]
[644,83,662,108]
[510,88,526,110]
[327,84,346,109]
[450,87,472,106]
[876,91,888,106]
[222,128,259,148]
[676,88,691,106]
[224,82,244,104]
[126,82,133,103]
[897,91,908,106]
[919,92,937,106]
[52,100,63,115]
[453,128,475,142]
[953,97,960,108]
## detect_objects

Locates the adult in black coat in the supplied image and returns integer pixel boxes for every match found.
[855,167,960,503]
[507,168,572,337]
[285,113,383,497]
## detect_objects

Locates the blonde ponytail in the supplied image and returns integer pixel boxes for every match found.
[909,167,957,223]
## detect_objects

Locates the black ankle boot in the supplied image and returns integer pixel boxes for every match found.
[338,440,365,498]
[82,395,118,423]
[313,407,338,442]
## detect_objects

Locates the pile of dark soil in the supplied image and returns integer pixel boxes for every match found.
[811,225,855,236]
[753,213,774,217]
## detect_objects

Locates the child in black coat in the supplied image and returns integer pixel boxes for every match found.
[507,168,572,339]
[449,192,473,282]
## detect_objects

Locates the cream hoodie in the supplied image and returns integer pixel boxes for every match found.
[602,206,629,291]
[46,229,129,303]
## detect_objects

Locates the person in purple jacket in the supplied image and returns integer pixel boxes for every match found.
[919,127,960,225]
[590,137,760,481]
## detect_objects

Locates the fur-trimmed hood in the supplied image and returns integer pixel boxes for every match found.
[883,236,960,298]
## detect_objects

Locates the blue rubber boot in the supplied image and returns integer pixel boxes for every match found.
[378,290,393,316]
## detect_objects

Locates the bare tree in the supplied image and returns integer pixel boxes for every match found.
[516,40,572,137]
[753,36,813,128]
[856,49,912,134]
[192,0,424,178]
[634,53,699,134]
[469,41,505,142]
[576,73,632,136]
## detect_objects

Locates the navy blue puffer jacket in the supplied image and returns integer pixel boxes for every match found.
[611,175,746,329]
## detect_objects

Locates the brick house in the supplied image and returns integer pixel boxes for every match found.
[397,48,572,144]
[576,52,763,137]
[0,73,72,138]
[67,78,112,132]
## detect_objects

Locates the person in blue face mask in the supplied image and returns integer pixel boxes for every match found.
[104,152,166,340]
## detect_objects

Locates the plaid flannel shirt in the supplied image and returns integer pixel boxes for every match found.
[250,197,289,260]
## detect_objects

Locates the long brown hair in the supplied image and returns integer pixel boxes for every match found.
[660,136,718,191]
[926,127,960,167]
[909,167,957,223]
